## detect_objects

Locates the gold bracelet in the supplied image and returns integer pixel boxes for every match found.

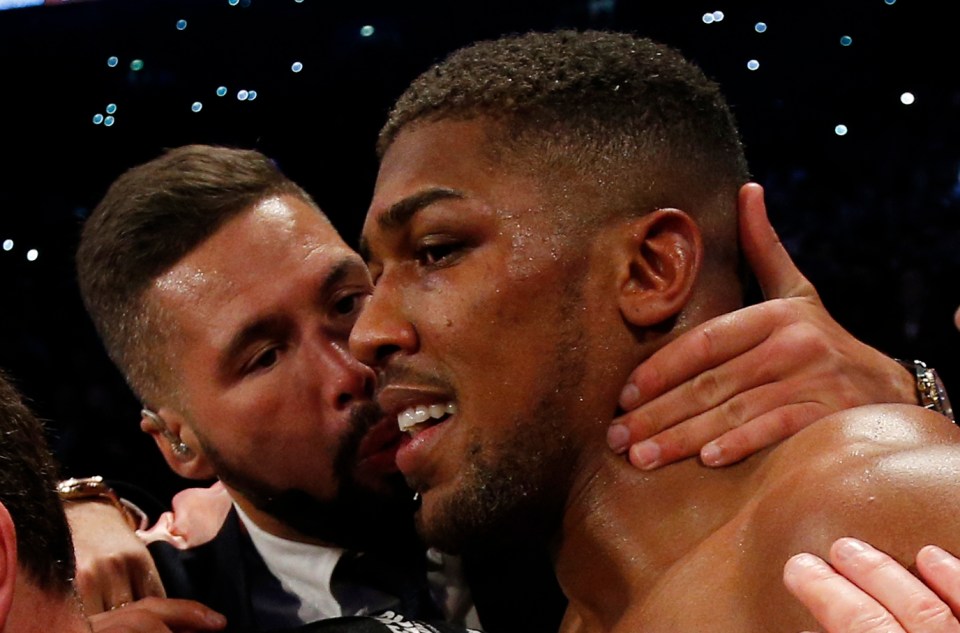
[57,476,140,530]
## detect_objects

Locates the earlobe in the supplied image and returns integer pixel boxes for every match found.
[0,503,18,628]
[618,209,702,327]
[140,407,214,480]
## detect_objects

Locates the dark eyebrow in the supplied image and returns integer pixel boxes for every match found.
[359,188,464,262]
[219,258,363,371]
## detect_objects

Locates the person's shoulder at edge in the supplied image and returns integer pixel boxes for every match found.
[742,403,960,630]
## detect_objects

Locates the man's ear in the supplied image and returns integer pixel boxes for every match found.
[140,407,215,480]
[0,502,18,629]
[617,208,702,327]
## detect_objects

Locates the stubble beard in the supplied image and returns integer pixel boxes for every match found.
[418,287,589,556]
[197,401,421,553]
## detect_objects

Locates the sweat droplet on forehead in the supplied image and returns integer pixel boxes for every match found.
[154,265,219,299]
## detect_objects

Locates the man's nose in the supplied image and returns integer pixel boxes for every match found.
[349,280,417,369]
[314,340,376,409]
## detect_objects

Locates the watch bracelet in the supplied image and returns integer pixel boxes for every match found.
[57,476,146,530]
[895,358,955,423]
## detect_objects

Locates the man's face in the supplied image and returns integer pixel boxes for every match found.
[150,196,414,548]
[351,119,615,552]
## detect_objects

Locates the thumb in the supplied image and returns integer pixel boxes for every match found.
[738,182,819,301]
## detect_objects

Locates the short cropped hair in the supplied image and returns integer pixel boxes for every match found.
[76,145,322,404]
[379,30,750,244]
[0,371,75,596]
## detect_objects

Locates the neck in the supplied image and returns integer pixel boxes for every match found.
[553,446,765,630]
[6,578,92,632]
[226,486,330,545]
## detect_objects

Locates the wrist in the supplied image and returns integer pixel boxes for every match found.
[894,359,955,423]
[57,476,147,531]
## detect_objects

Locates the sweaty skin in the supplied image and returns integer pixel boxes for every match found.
[352,117,960,633]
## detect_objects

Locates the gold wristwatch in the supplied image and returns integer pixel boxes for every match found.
[57,476,143,530]
[897,359,955,423]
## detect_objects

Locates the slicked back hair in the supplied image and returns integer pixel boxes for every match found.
[76,144,324,405]
[379,30,750,258]
[0,370,75,597]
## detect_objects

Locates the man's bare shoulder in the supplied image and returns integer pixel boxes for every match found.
[740,403,960,629]
[751,403,960,544]
[759,403,960,489]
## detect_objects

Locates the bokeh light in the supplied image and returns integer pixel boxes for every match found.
[840,35,853,46]
[105,103,117,114]
[2,239,12,252]
[900,92,915,105]
[755,22,767,33]
[106,56,118,68]
[26,249,38,262]
[176,19,187,31]
[104,115,115,127]
[191,101,203,112]
[130,59,144,71]
[360,25,375,37]
[92,113,104,124]
[237,89,249,100]
[216,86,228,97]
[747,59,760,71]
[291,61,303,73]
[834,124,849,136]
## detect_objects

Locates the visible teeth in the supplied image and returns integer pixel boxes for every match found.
[397,402,458,432]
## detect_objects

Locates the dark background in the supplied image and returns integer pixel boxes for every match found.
[0,0,957,506]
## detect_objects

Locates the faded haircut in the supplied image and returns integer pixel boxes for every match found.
[379,30,750,258]
[76,144,324,405]
[0,370,76,597]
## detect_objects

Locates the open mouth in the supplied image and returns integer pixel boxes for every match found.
[397,402,458,437]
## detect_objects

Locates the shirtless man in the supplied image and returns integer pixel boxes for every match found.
[350,30,960,632]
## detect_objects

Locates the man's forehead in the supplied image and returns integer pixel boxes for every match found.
[362,119,539,249]
[152,196,359,304]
